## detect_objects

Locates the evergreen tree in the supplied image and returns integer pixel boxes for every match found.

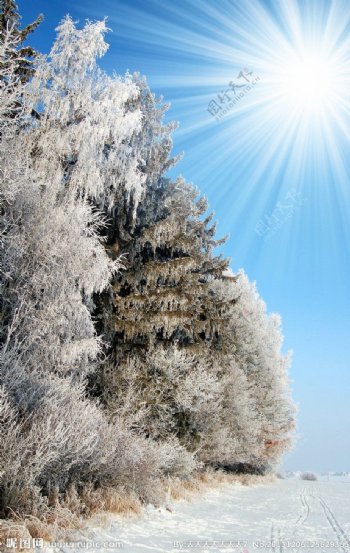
[104,177,228,353]
[93,77,230,353]
[0,0,43,83]
[90,72,296,473]
[95,78,239,454]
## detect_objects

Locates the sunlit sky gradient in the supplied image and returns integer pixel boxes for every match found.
[20,0,350,473]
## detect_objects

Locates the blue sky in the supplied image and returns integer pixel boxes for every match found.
[19,0,350,473]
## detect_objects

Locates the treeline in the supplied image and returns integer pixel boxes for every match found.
[0,2,295,521]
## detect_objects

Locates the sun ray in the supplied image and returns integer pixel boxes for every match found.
[78,0,350,282]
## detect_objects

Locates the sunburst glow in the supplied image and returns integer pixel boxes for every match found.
[265,36,348,127]
[82,0,350,278]
[280,54,335,111]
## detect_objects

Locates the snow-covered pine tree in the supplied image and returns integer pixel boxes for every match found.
[93,78,240,456]
[0,21,20,122]
[0,0,43,83]
[100,73,181,240]
[105,177,229,351]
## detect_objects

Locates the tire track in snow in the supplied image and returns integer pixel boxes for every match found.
[300,491,310,525]
[313,493,350,552]
[270,522,284,553]
[272,488,308,553]
[295,489,310,526]
[271,488,310,553]
[278,527,283,553]
[270,523,276,553]
[287,488,310,553]
[271,524,283,553]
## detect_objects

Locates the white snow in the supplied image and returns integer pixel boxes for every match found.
[39,476,350,553]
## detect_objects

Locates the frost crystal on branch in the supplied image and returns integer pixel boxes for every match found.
[25,16,145,209]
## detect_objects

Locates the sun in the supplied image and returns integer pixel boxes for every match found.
[280,54,335,112]
[257,34,350,132]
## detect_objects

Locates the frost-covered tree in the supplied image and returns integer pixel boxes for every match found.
[98,175,232,415]
[101,73,180,240]
[0,1,42,93]
[214,270,296,470]
[0,23,21,122]
[95,81,281,474]
[95,78,228,376]
[0,0,42,51]
[95,77,293,470]
[0,17,163,516]
[0,10,296,522]
[109,178,227,339]
[1,17,144,377]
[198,360,263,469]
[25,16,144,209]
[0,8,41,127]
[183,270,295,472]
[108,346,220,453]
[1,16,149,374]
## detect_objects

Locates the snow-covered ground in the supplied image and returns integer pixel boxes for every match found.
[42,476,350,553]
